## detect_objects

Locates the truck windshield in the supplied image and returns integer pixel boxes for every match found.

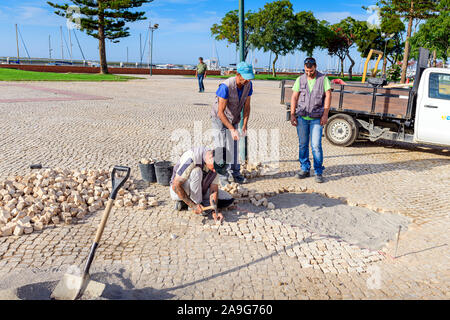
[429,73,450,101]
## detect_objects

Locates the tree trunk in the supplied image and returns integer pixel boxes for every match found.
[346,52,355,80]
[340,57,344,78]
[432,50,437,67]
[98,5,108,74]
[400,2,414,84]
[272,53,278,77]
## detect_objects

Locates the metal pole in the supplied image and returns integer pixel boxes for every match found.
[49,35,52,59]
[150,28,154,76]
[383,39,388,76]
[238,0,245,62]
[139,33,142,66]
[394,226,401,258]
[15,24,20,62]
[73,29,86,61]
[60,26,64,60]
[148,21,153,70]
[68,27,73,62]
[238,0,247,162]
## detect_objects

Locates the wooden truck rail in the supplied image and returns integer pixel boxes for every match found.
[281,80,416,120]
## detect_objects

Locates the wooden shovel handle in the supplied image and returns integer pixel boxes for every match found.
[94,198,114,243]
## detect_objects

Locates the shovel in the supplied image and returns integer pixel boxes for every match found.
[51,165,131,300]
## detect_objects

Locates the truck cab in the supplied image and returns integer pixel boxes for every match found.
[414,68,450,146]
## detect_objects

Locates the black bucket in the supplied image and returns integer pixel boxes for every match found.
[154,161,173,186]
[139,162,156,183]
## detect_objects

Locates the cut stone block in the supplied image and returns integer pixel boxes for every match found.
[1,225,14,237]
[13,225,24,236]
[0,210,11,223]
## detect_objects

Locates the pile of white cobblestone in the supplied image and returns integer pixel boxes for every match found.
[0,168,158,237]
[240,162,277,179]
[222,182,297,210]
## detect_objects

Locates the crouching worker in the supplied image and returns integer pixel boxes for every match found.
[170,146,234,223]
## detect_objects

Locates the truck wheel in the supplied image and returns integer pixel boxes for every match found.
[325,114,359,147]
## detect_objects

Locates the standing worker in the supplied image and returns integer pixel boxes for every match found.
[195,57,207,93]
[211,61,254,186]
[290,57,332,183]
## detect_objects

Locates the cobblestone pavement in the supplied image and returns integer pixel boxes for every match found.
[0,76,449,299]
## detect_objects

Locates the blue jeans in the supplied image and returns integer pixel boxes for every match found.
[197,74,205,92]
[211,117,240,178]
[296,116,325,175]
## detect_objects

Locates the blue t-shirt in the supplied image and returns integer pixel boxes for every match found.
[216,82,253,101]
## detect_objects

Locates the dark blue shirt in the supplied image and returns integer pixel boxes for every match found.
[216,82,253,101]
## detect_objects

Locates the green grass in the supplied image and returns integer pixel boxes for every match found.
[0,68,143,81]
[202,74,298,81]
[192,74,363,82]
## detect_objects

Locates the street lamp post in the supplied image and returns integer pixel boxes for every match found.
[149,22,159,76]
[238,0,247,162]
[239,0,245,62]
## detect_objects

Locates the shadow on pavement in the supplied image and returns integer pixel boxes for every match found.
[92,269,176,300]
[16,281,58,300]
[162,237,319,294]
[395,243,448,259]
[275,158,449,182]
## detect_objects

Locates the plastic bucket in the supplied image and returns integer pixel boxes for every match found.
[139,162,156,182]
[154,161,173,186]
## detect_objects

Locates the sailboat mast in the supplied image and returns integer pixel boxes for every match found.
[15,24,20,62]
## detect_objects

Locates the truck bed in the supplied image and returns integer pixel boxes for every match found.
[281,80,413,119]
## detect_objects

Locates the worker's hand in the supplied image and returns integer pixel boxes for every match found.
[193,204,203,215]
[320,113,329,126]
[230,129,240,141]
[290,114,298,127]
[212,212,224,224]
[241,126,247,137]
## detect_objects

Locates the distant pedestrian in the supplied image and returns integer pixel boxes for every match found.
[195,57,207,93]
[290,57,332,183]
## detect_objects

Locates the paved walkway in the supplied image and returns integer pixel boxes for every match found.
[0,76,448,299]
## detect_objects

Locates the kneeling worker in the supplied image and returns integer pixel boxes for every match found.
[170,146,234,223]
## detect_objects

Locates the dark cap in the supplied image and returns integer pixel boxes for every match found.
[304,57,316,67]
[212,147,231,176]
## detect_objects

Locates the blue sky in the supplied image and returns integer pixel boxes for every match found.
[0,0,380,70]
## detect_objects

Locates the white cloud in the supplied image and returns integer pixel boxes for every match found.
[159,0,207,3]
[133,10,220,35]
[150,0,207,7]
[1,4,65,27]
[315,11,368,24]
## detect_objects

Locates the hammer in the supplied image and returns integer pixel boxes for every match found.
[201,199,218,213]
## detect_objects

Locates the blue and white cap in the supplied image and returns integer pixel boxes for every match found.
[237,62,255,80]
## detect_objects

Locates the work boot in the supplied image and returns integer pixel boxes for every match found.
[233,174,247,184]
[174,201,188,211]
[295,171,310,179]
[315,175,325,183]
[219,176,230,187]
